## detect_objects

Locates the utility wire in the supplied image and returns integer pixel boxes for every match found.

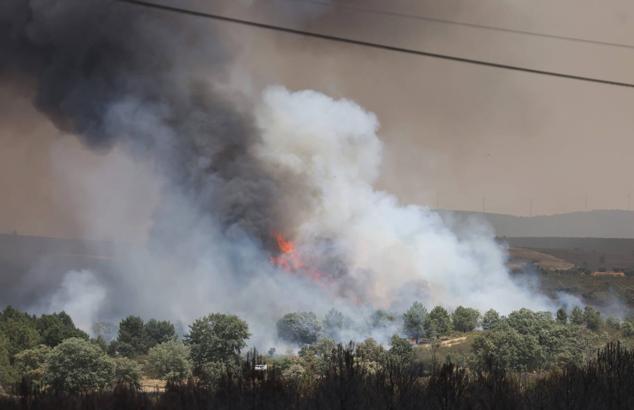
[288,0,634,51]
[118,0,634,89]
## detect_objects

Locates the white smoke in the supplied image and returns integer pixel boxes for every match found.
[45,270,106,334]
[255,86,552,313]
[31,86,555,347]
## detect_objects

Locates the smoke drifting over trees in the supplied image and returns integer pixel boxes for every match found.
[0,0,568,346]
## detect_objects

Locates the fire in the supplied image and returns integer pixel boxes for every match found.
[271,232,325,282]
[271,232,303,271]
[275,232,295,254]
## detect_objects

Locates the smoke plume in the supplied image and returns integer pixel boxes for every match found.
[1,0,555,346]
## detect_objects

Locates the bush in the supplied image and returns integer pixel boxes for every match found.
[45,337,114,393]
[112,357,142,389]
[147,340,192,383]
[14,345,51,385]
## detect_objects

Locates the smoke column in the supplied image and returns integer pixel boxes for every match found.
[1,0,554,345]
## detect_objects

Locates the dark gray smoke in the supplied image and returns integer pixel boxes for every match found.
[0,0,300,246]
[1,0,566,348]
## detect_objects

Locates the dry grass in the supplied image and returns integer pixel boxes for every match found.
[140,378,166,393]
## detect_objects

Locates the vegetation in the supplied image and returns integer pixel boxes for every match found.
[3,342,634,409]
[108,315,175,357]
[277,312,322,345]
[402,302,427,342]
[452,306,480,332]
[2,303,634,409]
[45,337,114,393]
[425,306,452,337]
[147,340,192,383]
[187,313,250,377]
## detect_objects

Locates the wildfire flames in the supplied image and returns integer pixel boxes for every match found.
[271,232,324,282]
[274,232,295,254]
[271,232,303,271]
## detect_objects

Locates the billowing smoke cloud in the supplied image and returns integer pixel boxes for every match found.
[0,0,301,244]
[255,87,551,311]
[2,0,555,346]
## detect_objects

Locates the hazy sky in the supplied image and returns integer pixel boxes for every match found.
[2,0,634,238]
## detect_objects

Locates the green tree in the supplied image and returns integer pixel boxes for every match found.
[115,316,146,357]
[277,312,321,345]
[356,338,385,363]
[144,319,176,349]
[298,338,337,376]
[112,357,142,389]
[187,313,249,374]
[472,327,544,371]
[147,340,192,383]
[36,312,88,347]
[402,302,428,342]
[425,306,452,337]
[507,308,550,334]
[583,306,602,331]
[556,308,568,325]
[389,335,414,363]
[45,337,114,393]
[310,338,337,358]
[0,331,16,387]
[570,306,585,325]
[14,345,51,385]
[481,309,501,330]
[489,308,587,370]
[198,361,236,387]
[0,306,40,357]
[452,306,480,333]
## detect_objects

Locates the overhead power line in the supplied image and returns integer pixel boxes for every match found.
[289,0,634,51]
[118,0,634,89]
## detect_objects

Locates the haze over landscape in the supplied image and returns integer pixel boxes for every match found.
[3,0,634,241]
[2,1,634,408]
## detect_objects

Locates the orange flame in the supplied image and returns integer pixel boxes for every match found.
[270,233,344,296]
[271,232,303,271]
[274,232,295,254]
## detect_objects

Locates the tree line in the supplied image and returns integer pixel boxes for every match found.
[1,302,634,408]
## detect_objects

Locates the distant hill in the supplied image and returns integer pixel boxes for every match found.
[438,209,634,239]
